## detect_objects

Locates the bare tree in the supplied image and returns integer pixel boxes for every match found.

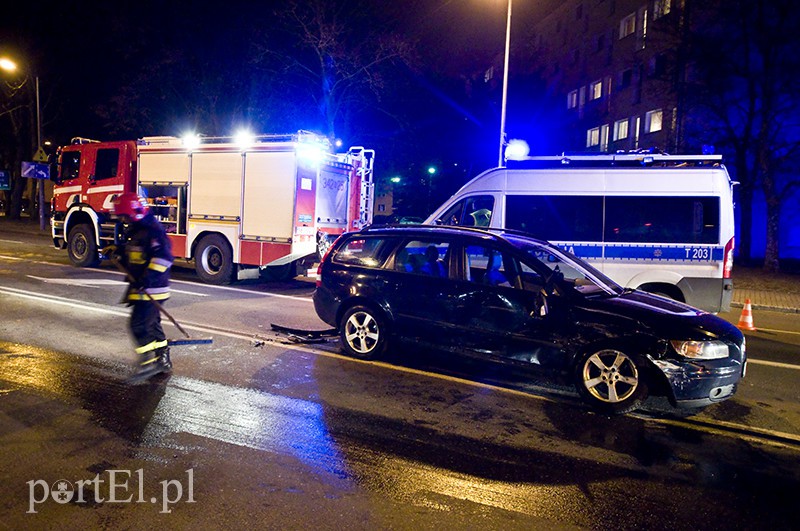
[259,0,416,141]
[685,0,800,272]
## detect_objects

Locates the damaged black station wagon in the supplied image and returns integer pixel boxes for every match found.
[313,225,746,415]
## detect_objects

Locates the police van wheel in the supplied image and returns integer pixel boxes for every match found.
[67,224,100,268]
[195,234,234,285]
[576,348,648,415]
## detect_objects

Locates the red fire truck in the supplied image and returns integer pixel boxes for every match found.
[51,132,374,284]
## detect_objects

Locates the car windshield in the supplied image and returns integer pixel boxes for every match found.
[503,234,624,296]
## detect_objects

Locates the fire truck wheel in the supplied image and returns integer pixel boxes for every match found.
[67,224,100,268]
[195,234,234,284]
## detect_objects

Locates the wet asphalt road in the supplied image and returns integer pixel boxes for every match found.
[0,229,799,529]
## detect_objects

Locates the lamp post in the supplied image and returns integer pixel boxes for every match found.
[0,57,45,229]
[498,0,512,167]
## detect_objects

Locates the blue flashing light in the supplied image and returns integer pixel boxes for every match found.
[505,139,530,161]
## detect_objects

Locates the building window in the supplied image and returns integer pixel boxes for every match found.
[645,109,663,133]
[649,53,668,77]
[587,127,601,147]
[654,0,671,19]
[567,90,578,109]
[613,118,629,140]
[600,124,610,151]
[597,33,606,52]
[378,204,386,212]
[589,80,603,100]
[619,13,636,39]
[619,68,633,89]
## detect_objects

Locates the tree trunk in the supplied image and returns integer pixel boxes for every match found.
[763,193,781,273]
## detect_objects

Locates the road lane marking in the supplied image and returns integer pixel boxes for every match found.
[0,239,24,244]
[747,327,800,336]
[26,275,209,296]
[747,359,800,370]
[0,285,127,317]
[0,253,312,302]
[3,284,799,450]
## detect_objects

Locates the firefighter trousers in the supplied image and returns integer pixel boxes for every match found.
[130,299,168,358]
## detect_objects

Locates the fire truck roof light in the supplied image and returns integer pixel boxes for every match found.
[182,133,201,150]
[235,130,255,150]
[297,143,325,166]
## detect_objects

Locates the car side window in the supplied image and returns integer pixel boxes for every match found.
[394,240,450,277]
[464,245,522,288]
[334,237,390,267]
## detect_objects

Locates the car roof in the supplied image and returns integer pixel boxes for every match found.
[356,223,552,247]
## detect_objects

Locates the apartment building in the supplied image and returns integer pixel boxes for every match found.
[532,0,690,153]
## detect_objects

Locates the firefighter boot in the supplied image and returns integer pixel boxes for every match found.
[128,351,164,384]
[158,346,172,372]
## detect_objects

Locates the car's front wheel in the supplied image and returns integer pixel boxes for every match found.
[576,348,647,414]
[339,305,388,360]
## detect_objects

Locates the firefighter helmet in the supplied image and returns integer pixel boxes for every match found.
[112,192,148,221]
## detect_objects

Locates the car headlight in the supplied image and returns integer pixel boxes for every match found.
[670,340,729,360]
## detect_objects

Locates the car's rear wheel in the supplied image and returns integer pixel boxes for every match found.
[576,348,647,415]
[339,305,388,360]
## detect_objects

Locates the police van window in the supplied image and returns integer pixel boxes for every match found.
[439,195,494,227]
[505,195,603,241]
[60,151,81,181]
[95,149,120,180]
[395,240,450,277]
[604,196,720,244]
[333,237,392,267]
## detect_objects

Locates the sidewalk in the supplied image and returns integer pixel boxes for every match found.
[1,216,798,313]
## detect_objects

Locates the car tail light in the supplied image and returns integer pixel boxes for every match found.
[723,236,734,279]
[315,233,344,288]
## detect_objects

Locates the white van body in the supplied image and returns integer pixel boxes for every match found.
[424,154,735,313]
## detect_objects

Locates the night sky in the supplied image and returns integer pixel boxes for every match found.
[2,0,556,215]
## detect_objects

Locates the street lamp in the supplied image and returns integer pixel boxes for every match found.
[498,0,512,167]
[1,56,45,229]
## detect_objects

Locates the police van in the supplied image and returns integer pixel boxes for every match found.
[424,153,736,313]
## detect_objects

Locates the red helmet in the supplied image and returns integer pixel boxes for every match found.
[112,192,148,221]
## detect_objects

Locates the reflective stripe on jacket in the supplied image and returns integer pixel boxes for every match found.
[120,212,173,302]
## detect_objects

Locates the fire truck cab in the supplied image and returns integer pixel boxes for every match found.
[51,132,374,284]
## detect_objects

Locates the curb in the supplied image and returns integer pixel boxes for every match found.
[730,301,800,314]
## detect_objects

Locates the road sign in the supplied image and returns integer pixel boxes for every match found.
[21,161,50,180]
[33,147,49,163]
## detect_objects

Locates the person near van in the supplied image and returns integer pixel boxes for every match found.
[111,192,174,381]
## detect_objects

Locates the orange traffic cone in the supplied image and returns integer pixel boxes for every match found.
[737,299,757,331]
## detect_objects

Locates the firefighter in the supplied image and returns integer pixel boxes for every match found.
[110,192,174,381]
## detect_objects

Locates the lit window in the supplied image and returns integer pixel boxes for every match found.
[654,0,671,19]
[589,80,603,100]
[567,90,578,109]
[619,13,636,39]
[613,119,629,140]
[586,127,601,147]
[645,109,663,133]
[600,124,610,151]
